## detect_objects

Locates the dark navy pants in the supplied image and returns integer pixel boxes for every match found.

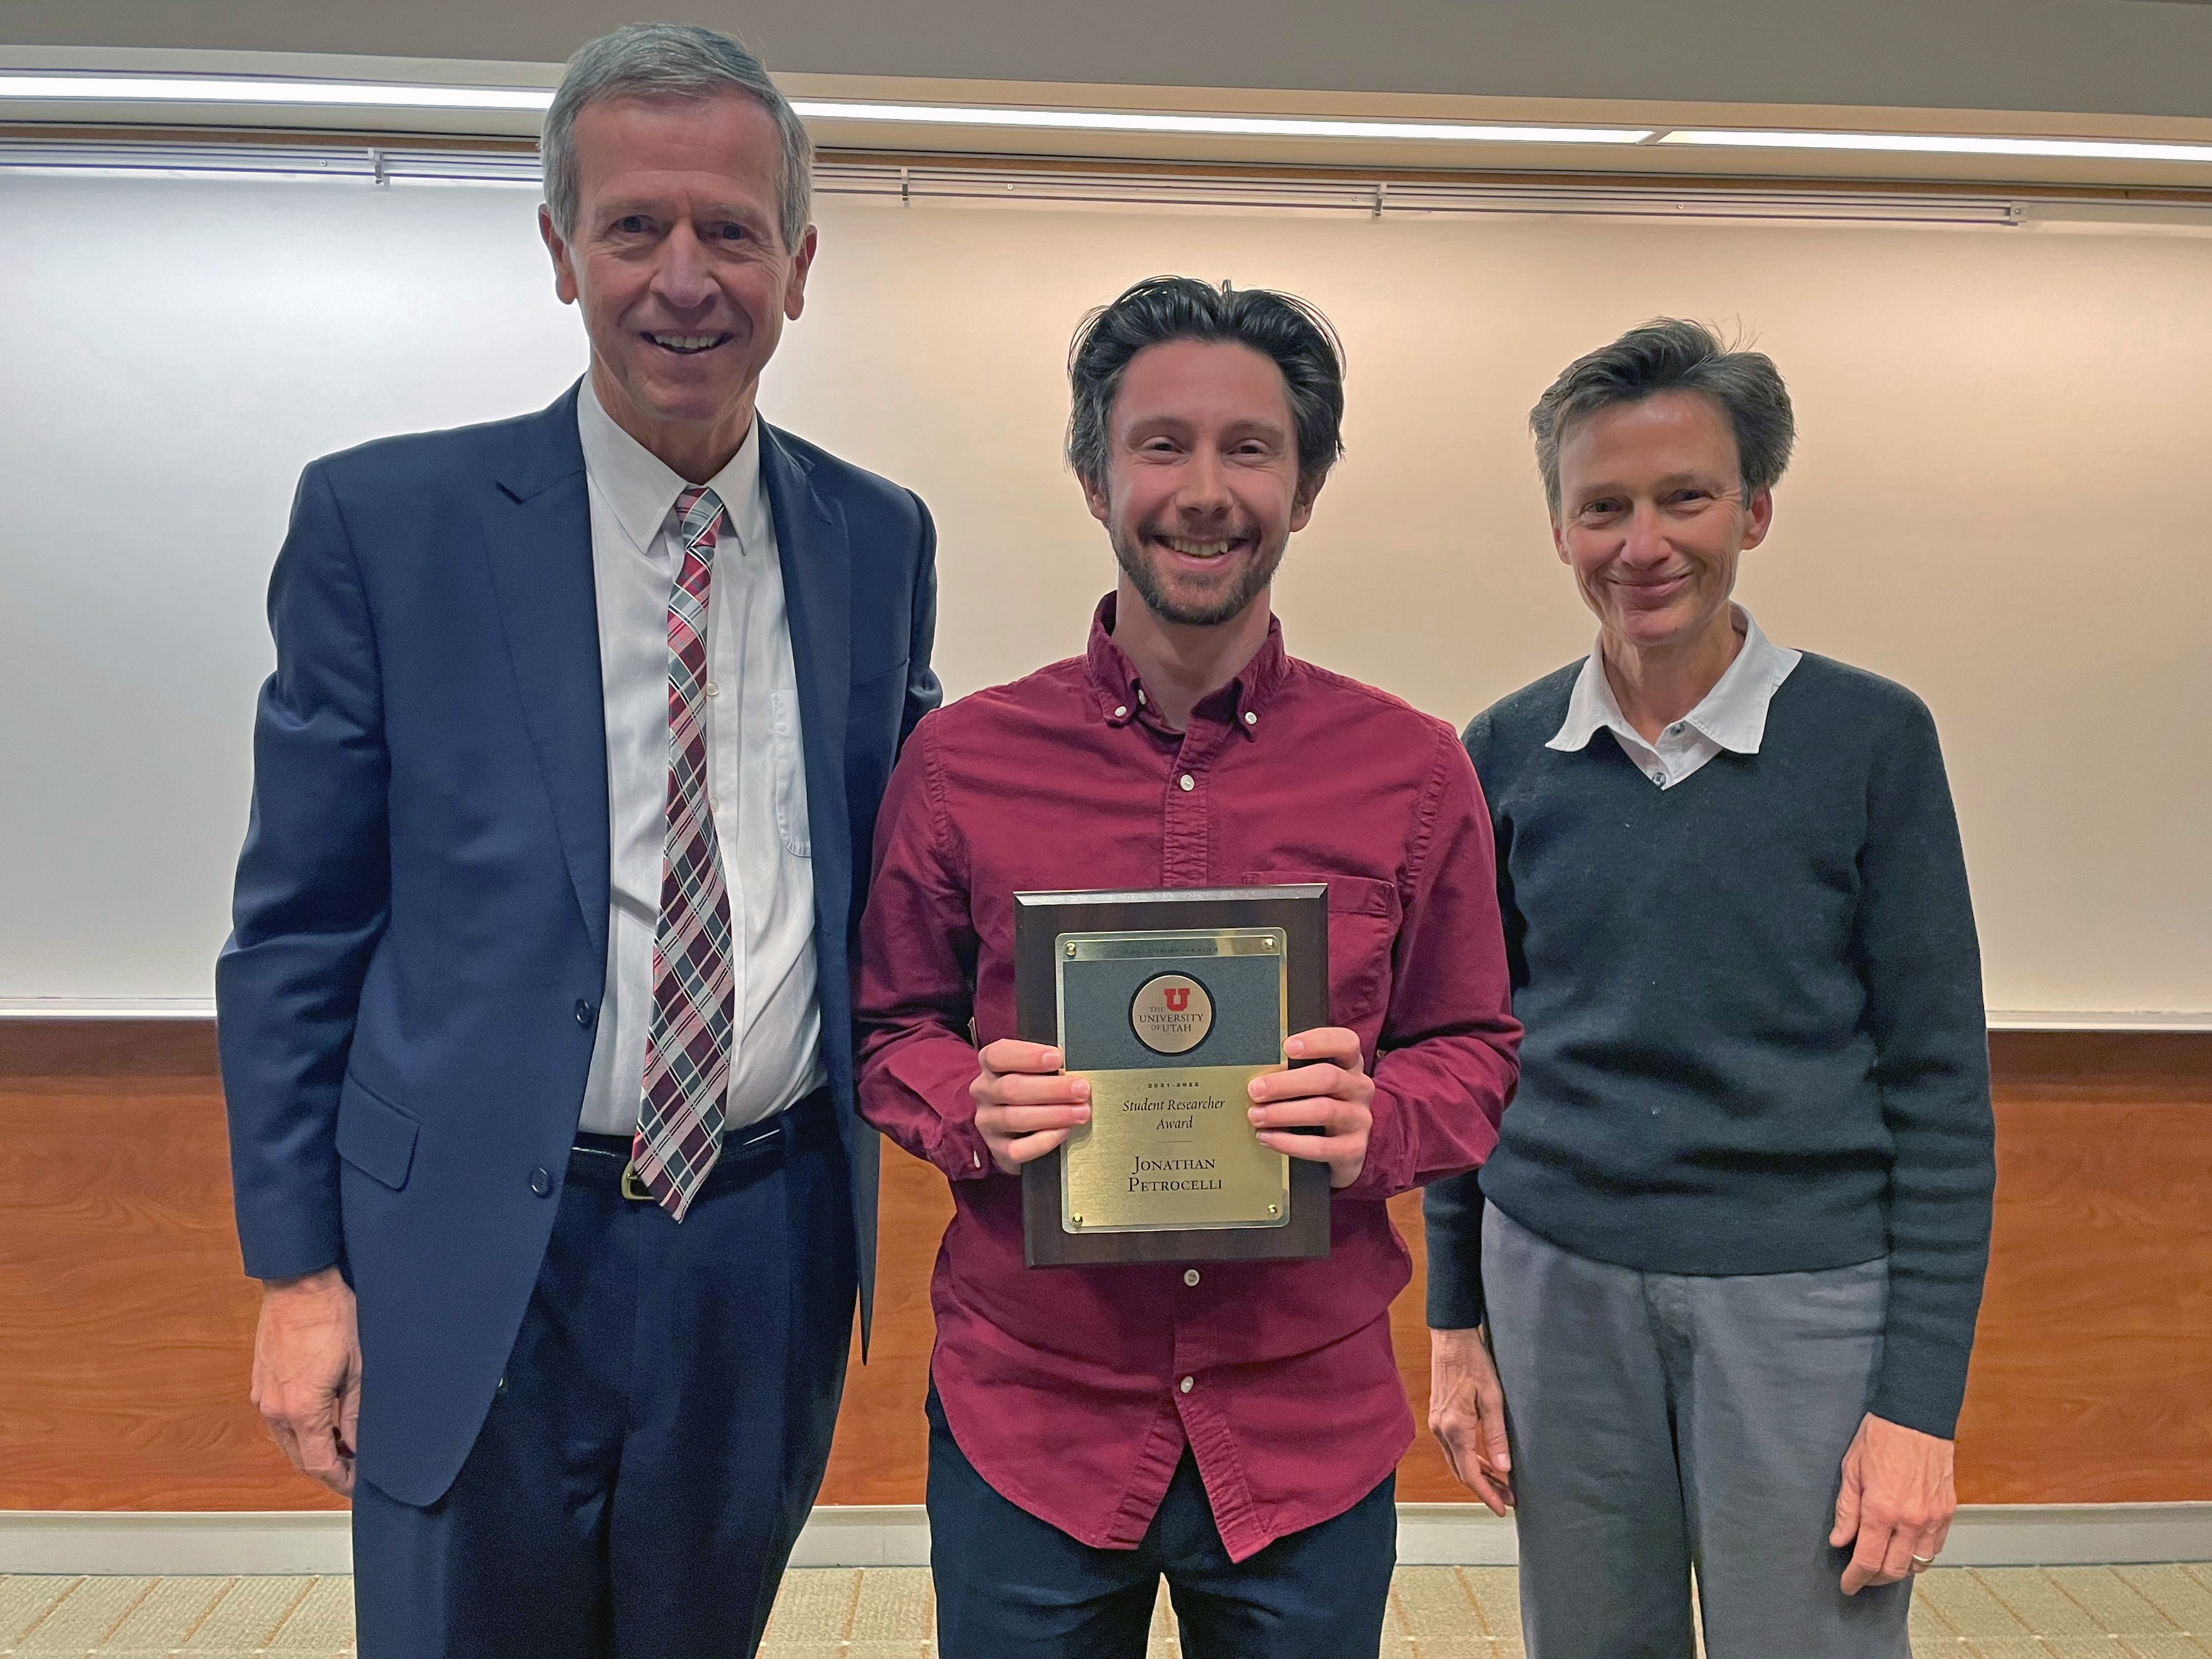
[927,1389,1397,1659]
[352,1099,855,1659]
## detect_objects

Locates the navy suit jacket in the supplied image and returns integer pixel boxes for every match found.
[217,383,940,1507]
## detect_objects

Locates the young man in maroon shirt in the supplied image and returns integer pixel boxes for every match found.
[855,276,1521,1657]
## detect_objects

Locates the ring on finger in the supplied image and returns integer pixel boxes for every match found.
[1910,1554,1937,1570]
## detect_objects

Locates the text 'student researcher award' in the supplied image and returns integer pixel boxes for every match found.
[1012,886,1331,1267]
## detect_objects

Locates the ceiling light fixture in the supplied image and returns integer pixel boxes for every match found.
[0,73,1650,144]
[6,76,2209,166]
[788,99,1652,145]
[1661,128,2212,164]
[0,72,556,111]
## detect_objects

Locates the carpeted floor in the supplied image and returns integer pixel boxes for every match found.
[5,1563,2210,1656]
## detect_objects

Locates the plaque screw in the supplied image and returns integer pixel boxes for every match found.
[1263,938,1276,949]
[1071,1215,1082,1225]
[1268,1204,1279,1215]
[1066,942,1078,957]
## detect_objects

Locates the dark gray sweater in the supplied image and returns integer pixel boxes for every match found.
[1424,653,1996,1437]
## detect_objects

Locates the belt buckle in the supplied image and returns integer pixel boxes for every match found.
[620,1162,653,1203]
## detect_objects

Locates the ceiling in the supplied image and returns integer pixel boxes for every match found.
[5,0,2212,122]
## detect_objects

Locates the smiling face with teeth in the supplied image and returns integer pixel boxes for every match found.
[1083,339,1318,633]
[539,90,814,482]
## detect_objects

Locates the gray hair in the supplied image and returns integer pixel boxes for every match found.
[1530,318,1795,516]
[541,22,814,254]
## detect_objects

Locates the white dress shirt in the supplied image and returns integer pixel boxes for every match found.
[1547,605,1803,790]
[574,383,825,1136]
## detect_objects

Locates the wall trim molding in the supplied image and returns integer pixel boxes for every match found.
[0,1512,353,1576]
[1986,1010,2212,1032]
[2,1503,2205,1576]
[0,998,218,1018]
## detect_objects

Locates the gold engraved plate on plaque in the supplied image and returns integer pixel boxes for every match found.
[1053,928,1290,1234]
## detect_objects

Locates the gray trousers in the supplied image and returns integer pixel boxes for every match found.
[1481,1205,1911,1659]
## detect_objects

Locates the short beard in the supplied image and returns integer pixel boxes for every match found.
[1113,530,1286,628]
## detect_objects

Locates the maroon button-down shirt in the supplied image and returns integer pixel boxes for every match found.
[856,596,1520,1562]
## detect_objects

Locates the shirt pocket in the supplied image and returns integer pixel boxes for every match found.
[770,689,812,860]
[1241,868,1403,1031]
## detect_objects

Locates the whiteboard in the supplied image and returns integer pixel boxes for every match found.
[2,169,2207,1019]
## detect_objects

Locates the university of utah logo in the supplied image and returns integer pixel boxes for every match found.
[1129,972,1214,1055]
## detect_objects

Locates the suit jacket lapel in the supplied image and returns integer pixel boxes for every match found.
[762,423,853,969]
[482,383,610,965]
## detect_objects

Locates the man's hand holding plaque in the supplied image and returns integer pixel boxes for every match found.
[973,1028,1372,1190]
[1245,1026,1372,1190]
[971,1040,1086,1174]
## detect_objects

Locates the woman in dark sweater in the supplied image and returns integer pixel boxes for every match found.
[1425,319,1995,1659]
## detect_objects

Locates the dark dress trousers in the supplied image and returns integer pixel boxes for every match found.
[217,382,939,1653]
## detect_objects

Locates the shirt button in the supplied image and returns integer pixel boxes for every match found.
[1667,722,1683,734]
[709,795,721,813]
[1137,689,1148,705]
[1243,711,1258,726]
[528,1167,552,1196]
[1113,705,1128,719]
[1651,771,1665,785]
[574,999,594,1027]
[1183,1269,1201,1286]
[1178,773,1195,792]
[1179,1375,1195,1394]
[706,682,720,697]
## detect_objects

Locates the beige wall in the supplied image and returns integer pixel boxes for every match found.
[1,173,2206,1017]
[759,196,2212,1018]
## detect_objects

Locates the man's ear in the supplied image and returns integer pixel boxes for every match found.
[539,206,579,307]
[1741,485,1775,551]
[1551,511,1571,566]
[1289,474,1324,534]
[1081,470,1112,528]
[783,224,818,322]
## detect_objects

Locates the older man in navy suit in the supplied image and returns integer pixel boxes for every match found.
[217,24,939,1658]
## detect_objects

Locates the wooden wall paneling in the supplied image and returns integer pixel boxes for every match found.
[2,1024,2207,1512]
[1953,1033,2212,1504]
[0,1021,345,1511]
[814,1144,951,1505]
[1377,1035,2212,1507]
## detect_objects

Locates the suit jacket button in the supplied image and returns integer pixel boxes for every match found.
[529,1167,552,1196]
[574,999,594,1027]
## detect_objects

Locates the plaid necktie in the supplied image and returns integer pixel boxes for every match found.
[632,485,737,1219]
